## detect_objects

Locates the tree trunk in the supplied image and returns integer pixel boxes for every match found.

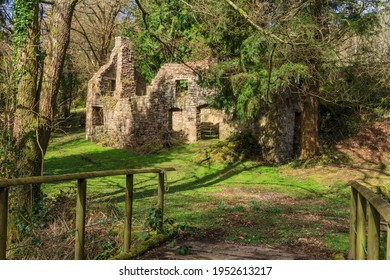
[38,0,79,155]
[11,0,78,209]
[298,0,323,160]
[12,0,43,205]
[59,60,74,119]
[300,92,320,160]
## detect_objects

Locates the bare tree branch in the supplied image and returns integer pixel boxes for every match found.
[73,14,100,64]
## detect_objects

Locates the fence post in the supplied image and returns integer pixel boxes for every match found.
[349,187,357,259]
[387,223,390,260]
[367,203,380,260]
[157,172,165,233]
[0,187,9,260]
[75,179,87,260]
[356,193,367,260]
[124,174,134,252]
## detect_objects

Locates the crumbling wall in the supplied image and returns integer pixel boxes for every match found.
[253,93,302,163]
[86,37,233,151]
[147,62,216,143]
[86,37,138,146]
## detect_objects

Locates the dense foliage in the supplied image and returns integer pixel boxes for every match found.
[123,0,389,158]
[197,1,388,115]
[123,0,209,82]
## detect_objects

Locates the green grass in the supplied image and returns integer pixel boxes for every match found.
[41,130,352,259]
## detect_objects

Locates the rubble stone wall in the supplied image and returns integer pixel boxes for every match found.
[86,37,233,150]
[253,93,302,163]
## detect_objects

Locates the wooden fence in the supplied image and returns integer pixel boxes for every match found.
[0,167,175,260]
[349,181,390,260]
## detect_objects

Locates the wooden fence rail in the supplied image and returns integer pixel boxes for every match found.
[0,167,175,260]
[349,181,390,260]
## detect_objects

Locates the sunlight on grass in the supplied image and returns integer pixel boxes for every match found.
[42,130,351,259]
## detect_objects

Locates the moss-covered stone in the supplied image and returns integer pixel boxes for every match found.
[110,232,175,260]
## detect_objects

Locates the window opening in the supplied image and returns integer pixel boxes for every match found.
[92,106,104,126]
[175,80,188,97]
[109,79,116,92]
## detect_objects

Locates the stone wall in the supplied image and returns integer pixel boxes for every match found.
[252,93,302,163]
[86,37,233,150]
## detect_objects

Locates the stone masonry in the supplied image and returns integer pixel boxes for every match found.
[253,93,302,163]
[86,37,232,150]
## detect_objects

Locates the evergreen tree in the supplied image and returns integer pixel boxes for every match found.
[193,0,388,159]
[125,0,209,82]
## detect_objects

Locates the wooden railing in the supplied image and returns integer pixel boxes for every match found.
[0,167,175,260]
[349,181,390,260]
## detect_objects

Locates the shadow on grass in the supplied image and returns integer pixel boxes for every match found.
[44,140,259,204]
[98,162,261,204]
[44,144,190,175]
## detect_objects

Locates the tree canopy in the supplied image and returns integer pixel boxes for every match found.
[124,0,388,158]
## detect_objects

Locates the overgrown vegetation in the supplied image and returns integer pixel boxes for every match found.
[7,185,181,260]
[7,188,122,260]
[131,130,187,155]
[319,102,389,145]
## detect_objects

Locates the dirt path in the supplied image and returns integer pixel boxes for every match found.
[142,240,307,260]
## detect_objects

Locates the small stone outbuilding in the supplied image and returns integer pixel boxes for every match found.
[252,93,303,163]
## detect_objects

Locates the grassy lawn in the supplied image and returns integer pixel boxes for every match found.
[35,129,356,259]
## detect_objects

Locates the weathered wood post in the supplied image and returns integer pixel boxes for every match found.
[124,174,134,252]
[367,203,380,260]
[75,179,87,260]
[0,187,9,260]
[387,223,390,260]
[356,193,367,260]
[349,187,357,259]
[157,172,165,233]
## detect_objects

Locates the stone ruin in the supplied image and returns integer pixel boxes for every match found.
[252,93,303,163]
[86,37,302,162]
[86,37,233,151]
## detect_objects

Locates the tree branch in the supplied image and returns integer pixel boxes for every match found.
[133,0,202,76]
[73,14,100,64]
[224,0,288,45]
[134,0,149,29]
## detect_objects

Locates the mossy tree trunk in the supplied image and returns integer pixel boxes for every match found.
[12,0,43,206]
[39,0,79,156]
[59,58,75,119]
[11,0,79,209]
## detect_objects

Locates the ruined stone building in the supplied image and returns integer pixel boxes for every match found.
[86,37,302,162]
[86,37,232,151]
[253,93,302,163]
